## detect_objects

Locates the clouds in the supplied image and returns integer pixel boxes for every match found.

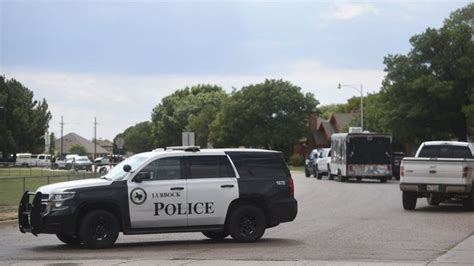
[4,61,384,141]
[329,2,379,20]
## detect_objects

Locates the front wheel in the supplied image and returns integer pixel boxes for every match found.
[202,231,229,240]
[56,233,82,245]
[314,166,321,180]
[79,210,119,249]
[328,165,334,180]
[305,168,310,178]
[228,205,266,242]
[402,192,417,210]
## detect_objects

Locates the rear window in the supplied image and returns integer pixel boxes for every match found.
[418,145,473,159]
[226,152,290,179]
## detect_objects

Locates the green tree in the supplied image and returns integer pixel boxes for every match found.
[49,132,56,155]
[151,84,228,148]
[0,76,52,159]
[69,144,87,155]
[121,121,154,154]
[209,79,318,157]
[379,4,473,148]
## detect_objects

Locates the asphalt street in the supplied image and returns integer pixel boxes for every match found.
[0,172,473,265]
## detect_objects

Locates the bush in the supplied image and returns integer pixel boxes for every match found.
[289,154,304,166]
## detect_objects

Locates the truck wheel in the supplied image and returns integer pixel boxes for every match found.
[56,233,82,245]
[202,231,229,240]
[462,186,474,211]
[79,210,119,249]
[328,165,334,180]
[380,177,388,183]
[315,166,321,180]
[338,170,347,182]
[402,192,417,210]
[228,205,266,242]
[99,167,108,174]
[356,177,362,182]
[305,168,310,178]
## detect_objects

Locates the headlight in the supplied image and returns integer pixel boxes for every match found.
[48,192,75,211]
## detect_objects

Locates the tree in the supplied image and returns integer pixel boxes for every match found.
[0,76,52,159]
[49,132,56,155]
[151,84,228,148]
[121,121,154,154]
[209,79,318,157]
[378,4,474,149]
[69,144,87,155]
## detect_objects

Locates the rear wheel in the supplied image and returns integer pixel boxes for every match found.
[56,233,82,245]
[462,185,474,211]
[338,170,347,182]
[328,165,334,180]
[402,192,417,210]
[315,166,321,180]
[202,231,229,240]
[228,205,266,242]
[305,168,310,178]
[79,210,119,249]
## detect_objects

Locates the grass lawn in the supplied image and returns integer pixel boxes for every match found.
[0,167,69,178]
[0,173,100,207]
[289,166,304,172]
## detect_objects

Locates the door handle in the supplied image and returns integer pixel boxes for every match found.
[170,187,184,191]
[429,170,437,174]
[221,184,234,188]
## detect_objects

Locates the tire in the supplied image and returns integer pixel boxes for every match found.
[56,233,82,245]
[427,194,440,206]
[338,170,346,182]
[202,231,229,240]
[79,210,119,249]
[462,185,474,211]
[228,205,266,242]
[315,166,321,180]
[328,165,334,180]
[305,168,310,178]
[99,167,108,174]
[356,177,362,182]
[402,192,417,210]
[380,177,388,183]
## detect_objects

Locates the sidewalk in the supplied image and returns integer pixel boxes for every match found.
[429,234,474,266]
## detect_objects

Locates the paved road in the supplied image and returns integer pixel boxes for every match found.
[1,172,473,264]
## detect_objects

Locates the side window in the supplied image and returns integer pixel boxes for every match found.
[189,156,219,178]
[187,156,236,179]
[138,157,181,181]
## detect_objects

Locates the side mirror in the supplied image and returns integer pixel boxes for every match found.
[133,172,151,183]
[123,164,132,172]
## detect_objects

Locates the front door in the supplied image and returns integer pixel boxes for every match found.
[185,155,239,226]
[128,156,187,228]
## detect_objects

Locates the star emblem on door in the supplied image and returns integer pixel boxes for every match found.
[130,188,147,205]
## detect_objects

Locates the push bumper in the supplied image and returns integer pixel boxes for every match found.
[18,191,76,235]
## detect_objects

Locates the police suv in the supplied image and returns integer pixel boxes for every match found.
[18,147,297,248]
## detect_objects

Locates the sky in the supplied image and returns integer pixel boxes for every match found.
[1,0,471,141]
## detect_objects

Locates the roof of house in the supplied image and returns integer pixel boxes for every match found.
[320,121,336,139]
[96,139,113,147]
[56,133,109,154]
[330,113,356,131]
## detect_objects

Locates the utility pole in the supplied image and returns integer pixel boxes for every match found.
[94,117,97,160]
[60,116,64,157]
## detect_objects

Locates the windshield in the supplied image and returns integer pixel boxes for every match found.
[103,155,148,181]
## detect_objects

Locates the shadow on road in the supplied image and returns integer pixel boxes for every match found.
[415,203,471,213]
[28,237,303,252]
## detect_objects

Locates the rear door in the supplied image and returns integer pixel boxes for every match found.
[185,155,238,226]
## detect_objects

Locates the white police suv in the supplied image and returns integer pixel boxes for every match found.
[19,147,297,248]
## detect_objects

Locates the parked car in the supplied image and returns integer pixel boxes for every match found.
[15,153,51,168]
[400,141,474,210]
[72,156,92,171]
[305,149,319,177]
[314,148,331,180]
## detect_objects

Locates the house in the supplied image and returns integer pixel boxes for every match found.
[96,139,113,153]
[55,132,109,158]
[294,112,357,157]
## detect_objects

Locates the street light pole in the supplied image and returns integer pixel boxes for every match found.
[338,83,364,131]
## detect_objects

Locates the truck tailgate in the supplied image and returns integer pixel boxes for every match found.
[401,158,472,185]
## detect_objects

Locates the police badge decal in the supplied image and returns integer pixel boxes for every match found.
[130,188,147,205]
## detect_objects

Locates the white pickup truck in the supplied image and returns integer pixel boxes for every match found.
[400,141,474,210]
